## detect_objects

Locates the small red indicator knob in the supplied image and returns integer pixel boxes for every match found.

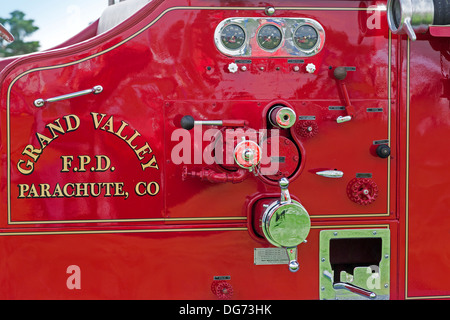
[211,281,233,300]
[347,178,379,205]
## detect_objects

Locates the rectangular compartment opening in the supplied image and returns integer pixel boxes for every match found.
[329,237,382,283]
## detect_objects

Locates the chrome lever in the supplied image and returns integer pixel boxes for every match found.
[180,115,248,130]
[279,177,292,203]
[316,170,344,178]
[0,23,14,43]
[333,282,377,299]
[336,115,352,123]
[34,85,103,107]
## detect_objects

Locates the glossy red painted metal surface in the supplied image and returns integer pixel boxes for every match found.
[0,0,447,300]
[403,35,450,299]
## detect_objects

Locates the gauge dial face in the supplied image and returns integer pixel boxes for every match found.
[220,24,246,50]
[294,25,319,51]
[257,24,282,50]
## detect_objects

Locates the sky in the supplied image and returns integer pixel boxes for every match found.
[0,0,109,50]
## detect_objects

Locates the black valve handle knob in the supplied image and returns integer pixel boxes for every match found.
[333,66,347,80]
[376,144,391,158]
[180,115,195,130]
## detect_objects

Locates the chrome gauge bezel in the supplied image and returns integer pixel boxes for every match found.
[261,199,311,248]
[219,23,247,51]
[214,19,249,56]
[214,17,325,57]
[292,23,321,54]
[256,24,283,52]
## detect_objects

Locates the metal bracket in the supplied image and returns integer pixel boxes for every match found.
[319,229,390,300]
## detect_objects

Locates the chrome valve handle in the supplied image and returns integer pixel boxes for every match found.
[234,138,262,172]
[180,115,248,130]
[261,178,311,272]
[279,177,292,203]
[0,23,14,43]
[34,85,103,107]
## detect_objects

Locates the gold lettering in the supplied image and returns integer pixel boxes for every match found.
[141,155,159,171]
[64,114,80,132]
[36,132,54,149]
[135,143,152,161]
[146,181,160,196]
[46,118,66,138]
[135,182,146,196]
[91,112,107,129]
[134,181,159,196]
[90,183,102,197]
[115,121,129,140]
[114,182,125,197]
[75,183,89,197]
[102,182,114,197]
[28,184,39,198]
[18,184,29,198]
[17,159,34,175]
[63,183,75,197]
[95,155,111,172]
[52,183,64,198]
[61,156,74,172]
[125,130,141,150]
[22,145,42,162]
[78,155,91,172]
[100,116,114,133]
[39,184,51,198]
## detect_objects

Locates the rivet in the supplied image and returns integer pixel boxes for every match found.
[265,7,275,16]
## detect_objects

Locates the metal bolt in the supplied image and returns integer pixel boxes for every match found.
[293,65,300,72]
[265,6,275,16]
[333,232,338,236]
[385,254,389,259]
[373,231,377,235]
[241,66,247,71]
[384,284,389,288]
[321,286,325,291]
[321,258,326,262]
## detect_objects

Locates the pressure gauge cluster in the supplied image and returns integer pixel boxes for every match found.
[214,17,325,57]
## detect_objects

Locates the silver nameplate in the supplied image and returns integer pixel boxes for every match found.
[254,248,289,265]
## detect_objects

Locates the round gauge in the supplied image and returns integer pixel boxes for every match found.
[257,24,282,51]
[220,24,246,50]
[294,25,319,51]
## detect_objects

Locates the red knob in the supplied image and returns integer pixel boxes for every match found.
[211,281,233,300]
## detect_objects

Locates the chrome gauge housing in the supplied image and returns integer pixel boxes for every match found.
[214,17,325,57]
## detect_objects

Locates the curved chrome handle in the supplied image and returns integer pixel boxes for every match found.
[34,85,103,107]
[0,23,14,43]
[336,115,352,123]
[279,178,292,203]
[333,282,377,299]
[316,170,344,178]
[180,115,248,130]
